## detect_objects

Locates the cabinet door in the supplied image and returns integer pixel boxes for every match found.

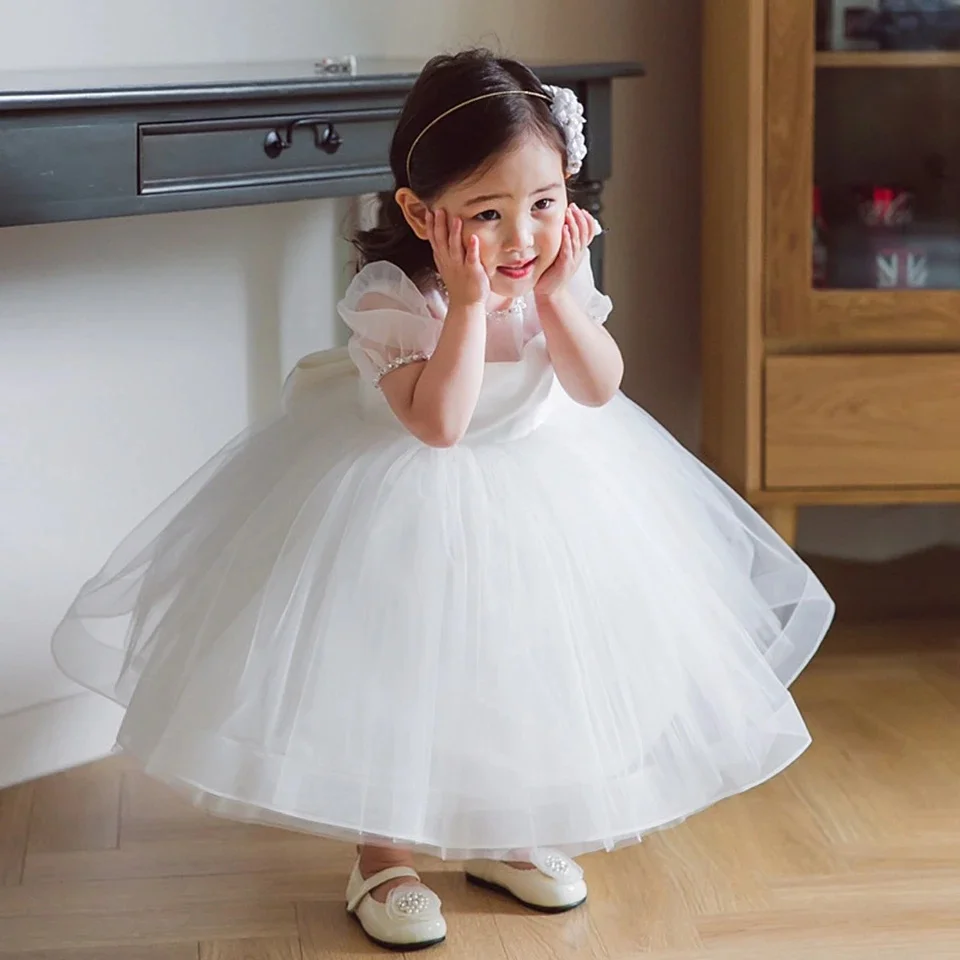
[765,0,960,346]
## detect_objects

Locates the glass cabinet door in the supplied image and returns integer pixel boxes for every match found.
[816,2,960,292]
[765,0,960,343]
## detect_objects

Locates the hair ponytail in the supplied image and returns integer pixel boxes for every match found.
[351,191,435,285]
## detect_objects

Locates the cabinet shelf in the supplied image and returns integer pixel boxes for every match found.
[816,51,960,68]
[784,290,960,345]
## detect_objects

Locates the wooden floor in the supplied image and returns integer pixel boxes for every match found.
[1,618,958,959]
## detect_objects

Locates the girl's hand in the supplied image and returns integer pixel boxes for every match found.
[426,209,490,308]
[534,204,599,301]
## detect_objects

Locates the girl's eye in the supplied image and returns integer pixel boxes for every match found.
[533,198,554,211]
[473,209,500,222]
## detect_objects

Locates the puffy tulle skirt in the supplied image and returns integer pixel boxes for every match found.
[52,353,834,860]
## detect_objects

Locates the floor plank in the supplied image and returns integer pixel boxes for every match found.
[12,947,198,960]
[0,901,295,955]
[200,939,302,960]
[26,762,122,855]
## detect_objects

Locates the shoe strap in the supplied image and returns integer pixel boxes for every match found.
[347,865,421,913]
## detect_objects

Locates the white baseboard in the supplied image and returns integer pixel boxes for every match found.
[0,692,124,790]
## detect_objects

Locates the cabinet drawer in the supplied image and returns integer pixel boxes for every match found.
[138,108,394,195]
[764,354,960,489]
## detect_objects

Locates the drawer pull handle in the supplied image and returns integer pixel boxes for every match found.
[264,119,343,159]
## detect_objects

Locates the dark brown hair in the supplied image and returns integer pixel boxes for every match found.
[351,48,569,283]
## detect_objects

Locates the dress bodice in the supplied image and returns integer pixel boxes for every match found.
[360,330,564,443]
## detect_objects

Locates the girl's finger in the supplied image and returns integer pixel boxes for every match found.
[582,212,593,249]
[573,205,589,244]
[466,234,481,266]
[450,216,464,263]
[434,208,448,252]
[586,210,600,241]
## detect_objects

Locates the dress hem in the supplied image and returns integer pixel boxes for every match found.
[112,731,814,862]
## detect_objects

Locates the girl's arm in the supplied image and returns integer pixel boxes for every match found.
[380,210,489,447]
[379,300,486,447]
[535,289,623,407]
[535,205,624,407]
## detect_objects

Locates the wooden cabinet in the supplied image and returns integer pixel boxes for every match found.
[702,0,960,545]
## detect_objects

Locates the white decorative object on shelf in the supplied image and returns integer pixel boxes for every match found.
[314,56,358,76]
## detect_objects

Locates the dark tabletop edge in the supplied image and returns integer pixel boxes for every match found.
[0,61,645,111]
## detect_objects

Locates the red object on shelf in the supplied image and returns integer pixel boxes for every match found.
[857,184,914,227]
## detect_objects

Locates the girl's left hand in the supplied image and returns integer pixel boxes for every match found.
[534,204,600,300]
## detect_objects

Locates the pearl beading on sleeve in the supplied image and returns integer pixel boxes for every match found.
[373,352,430,388]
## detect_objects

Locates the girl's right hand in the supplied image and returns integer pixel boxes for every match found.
[426,209,490,308]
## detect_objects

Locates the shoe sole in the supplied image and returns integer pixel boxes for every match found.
[348,910,446,952]
[465,872,588,914]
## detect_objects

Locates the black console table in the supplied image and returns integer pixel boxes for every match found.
[0,58,643,286]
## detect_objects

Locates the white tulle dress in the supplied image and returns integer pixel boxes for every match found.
[52,255,834,861]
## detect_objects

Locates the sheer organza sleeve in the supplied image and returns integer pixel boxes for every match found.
[566,253,614,325]
[337,262,443,387]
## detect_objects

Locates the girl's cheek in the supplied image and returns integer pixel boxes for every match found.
[540,223,564,261]
[460,223,483,250]
[468,230,496,269]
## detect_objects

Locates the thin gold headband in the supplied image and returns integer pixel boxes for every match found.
[404,90,550,185]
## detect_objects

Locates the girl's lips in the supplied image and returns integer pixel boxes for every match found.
[496,258,537,279]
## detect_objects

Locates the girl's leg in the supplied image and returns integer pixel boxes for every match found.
[357,842,420,902]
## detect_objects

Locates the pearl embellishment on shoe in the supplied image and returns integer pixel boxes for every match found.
[529,848,585,882]
[543,853,573,875]
[390,888,435,916]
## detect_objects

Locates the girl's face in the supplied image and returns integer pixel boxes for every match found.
[423,134,568,300]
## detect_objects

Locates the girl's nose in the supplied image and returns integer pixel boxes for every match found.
[504,221,533,252]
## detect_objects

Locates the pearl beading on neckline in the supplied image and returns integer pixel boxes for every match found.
[486,298,527,323]
[435,277,527,323]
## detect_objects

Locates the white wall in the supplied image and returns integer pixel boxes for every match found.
[2,1,699,787]
[0,199,350,786]
[0,1,654,72]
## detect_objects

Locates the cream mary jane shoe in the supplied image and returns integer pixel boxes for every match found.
[345,859,447,951]
[464,849,588,913]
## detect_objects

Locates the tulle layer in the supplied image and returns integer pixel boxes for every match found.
[52,368,834,860]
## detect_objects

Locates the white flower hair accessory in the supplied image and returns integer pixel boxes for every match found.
[543,84,587,176]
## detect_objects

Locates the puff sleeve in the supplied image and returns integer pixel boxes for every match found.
[337,262,443,387]
[566,253,614,325]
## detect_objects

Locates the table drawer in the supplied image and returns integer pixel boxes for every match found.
[138,108,394,195]
[764,354,960,489]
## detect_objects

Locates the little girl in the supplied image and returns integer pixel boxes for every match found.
[52,49,834,951]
